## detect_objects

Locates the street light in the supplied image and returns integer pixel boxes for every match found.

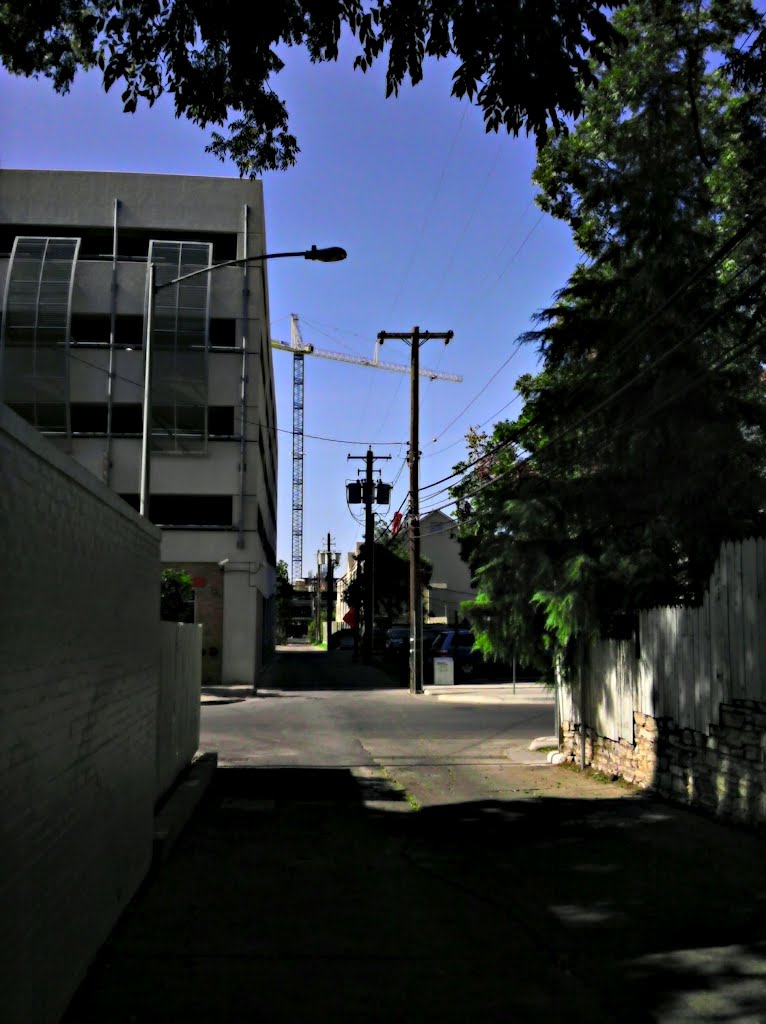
[139,245,347,516]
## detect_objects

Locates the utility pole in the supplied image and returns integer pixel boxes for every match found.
[325,531,334,646]
[377,327,453,693]
[314,558,321,641]
[348,448,391,664]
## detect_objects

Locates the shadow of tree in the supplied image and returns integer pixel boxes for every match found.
[65,766,766,1023]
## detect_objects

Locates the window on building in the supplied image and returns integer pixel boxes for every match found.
[208,406,236,435]
[0,225,237,263]
[70,313,145,348]
[148,239,211,453]
[209,319,237,347]
[119,493,234,526]
[70,403,108,432]
[111,404,143,432]
[1,236,80,435]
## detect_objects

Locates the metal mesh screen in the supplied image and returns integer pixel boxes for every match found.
[147,240,211,452]
[1,236,80,433]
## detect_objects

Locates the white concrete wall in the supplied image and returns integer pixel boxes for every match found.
[0,169,266,239]
[156,622,203,802]
[222,570,260,682]
[1,168,278,686]
[0,405,162,1024]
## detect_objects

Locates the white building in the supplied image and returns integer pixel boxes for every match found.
[418,509,475,624]
[333,510,474,628]
[0,170,278,685]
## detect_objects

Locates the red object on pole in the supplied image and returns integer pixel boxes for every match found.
[391,511,403,536]
[343,608,357,627]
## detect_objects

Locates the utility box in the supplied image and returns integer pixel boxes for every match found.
[433,656,454,685]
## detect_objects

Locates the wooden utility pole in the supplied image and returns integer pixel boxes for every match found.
[325,531,334,645]
[377,327,453,693]
[348,448,391,664]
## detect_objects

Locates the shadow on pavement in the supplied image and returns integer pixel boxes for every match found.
[262,647,405,692]
[63,765,766,1023]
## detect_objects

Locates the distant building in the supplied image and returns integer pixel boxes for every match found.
[417,510,475,624]
[0,169,278,684]
[334,511,474,628]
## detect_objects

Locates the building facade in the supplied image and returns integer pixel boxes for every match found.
[418,509,475,624]
[0,170,278,684]
[333,511,474,630]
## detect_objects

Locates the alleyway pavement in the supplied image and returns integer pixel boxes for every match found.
[63,650,766,1023]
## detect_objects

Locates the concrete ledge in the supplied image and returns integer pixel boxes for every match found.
[530,736,559,751]
[427,684,555,705]
[153,752,218,865]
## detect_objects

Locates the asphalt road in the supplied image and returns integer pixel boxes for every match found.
[64,645,766,1023]
[201,645,556,797]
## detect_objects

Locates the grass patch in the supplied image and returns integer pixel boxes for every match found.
[560,761,638,790]
[379,766,421,811]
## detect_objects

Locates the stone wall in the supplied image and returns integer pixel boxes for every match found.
[561,699,766,828]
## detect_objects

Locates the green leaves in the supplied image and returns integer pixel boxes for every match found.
[453,0,766,662]
[160,568,194,622]
[1,1,625,176]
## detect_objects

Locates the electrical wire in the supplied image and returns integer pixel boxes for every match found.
[413,209,766,497]
[480,212,546,296]
[427,338,526,448]
[417,306,766,535]
[422,391,523,459]
[65,350,406,446]
[385,101,470,321]
[416,255,766,513]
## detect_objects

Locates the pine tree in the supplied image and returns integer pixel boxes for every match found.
[455,0,766,664]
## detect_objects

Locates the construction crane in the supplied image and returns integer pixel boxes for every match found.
[272,313,462,582]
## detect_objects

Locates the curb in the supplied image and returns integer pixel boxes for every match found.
[428,693,555,705]
[153,751,218,866]
[529,735,559,751]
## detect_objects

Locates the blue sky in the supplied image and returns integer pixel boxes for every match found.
[2,39,580,575]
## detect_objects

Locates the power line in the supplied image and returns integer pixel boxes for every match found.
[65,350,406,446]
[481,212,546,296]
[385,101,470,320]
[418,300,766,533]
[422,391,523,459]
[427,338,526,449]
[417,254,766,511]
[414,210,766,496]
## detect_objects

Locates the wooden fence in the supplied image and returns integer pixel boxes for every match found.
[557,537,766,741]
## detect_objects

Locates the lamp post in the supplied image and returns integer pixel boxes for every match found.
[139,245,346,517]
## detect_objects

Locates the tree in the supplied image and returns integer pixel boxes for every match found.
[160,567,194,621]
[454,0,766,666]
[0,1,625,176]
[275,559,294,643]
[343,537,432,626]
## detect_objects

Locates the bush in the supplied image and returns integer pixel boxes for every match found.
[161,569,195,622]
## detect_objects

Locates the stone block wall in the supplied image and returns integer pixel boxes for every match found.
[561,699,766,828]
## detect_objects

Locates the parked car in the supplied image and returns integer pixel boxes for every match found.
[385,624,444,661]
[426,630,485,680]
[329,629,355,651]
[425,630,550,682]
[384,625,410,659]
